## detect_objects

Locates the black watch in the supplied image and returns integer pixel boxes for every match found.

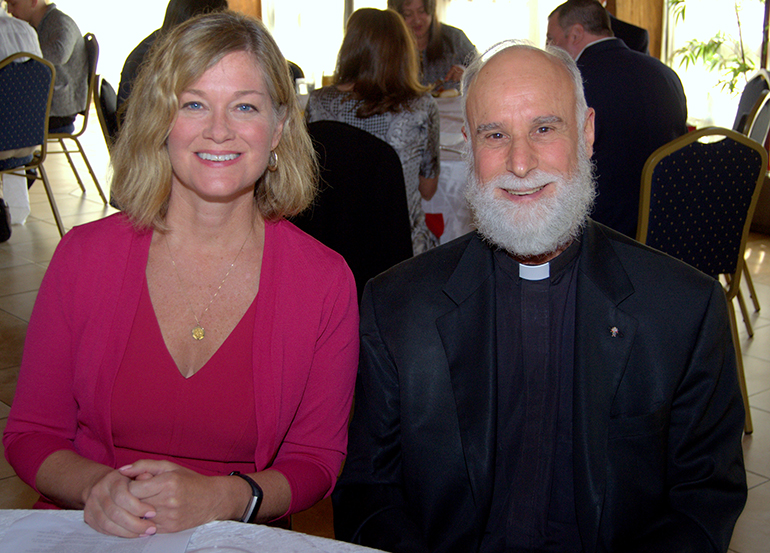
[229,471,263,523]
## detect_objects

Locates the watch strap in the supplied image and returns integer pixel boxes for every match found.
[229,471,263,523]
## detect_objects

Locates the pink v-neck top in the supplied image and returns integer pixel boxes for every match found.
[4,214,359,515]
[111,278,258,475]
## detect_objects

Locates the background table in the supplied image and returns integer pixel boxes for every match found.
[0,510,383,552]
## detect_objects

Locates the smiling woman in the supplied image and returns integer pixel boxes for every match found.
[3,10,359,539]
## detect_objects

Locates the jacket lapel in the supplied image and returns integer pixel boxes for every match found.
[573,221,638,552]
[436,235,497,514]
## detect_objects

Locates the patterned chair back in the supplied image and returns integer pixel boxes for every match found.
[637,127,767,294]
[0,53,55,170]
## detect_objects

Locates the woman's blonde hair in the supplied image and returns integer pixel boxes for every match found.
[111,10,317,229]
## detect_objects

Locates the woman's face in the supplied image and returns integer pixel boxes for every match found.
[400,0,431,46]
[166,51,284,205]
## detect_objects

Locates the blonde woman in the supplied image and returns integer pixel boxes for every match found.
[4,11,358,538]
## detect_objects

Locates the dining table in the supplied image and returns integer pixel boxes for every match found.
[0,509,384,553]
[422,95,474,245]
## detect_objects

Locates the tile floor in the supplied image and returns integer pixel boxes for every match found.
[1,115,769,548]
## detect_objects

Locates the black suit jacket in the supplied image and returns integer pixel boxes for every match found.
[609,14,649,54]
[333,221,746,553]
[578,39,687,238]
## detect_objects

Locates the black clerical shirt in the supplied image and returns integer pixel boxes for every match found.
[480,239,583,553]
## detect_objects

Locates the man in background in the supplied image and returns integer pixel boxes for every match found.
[547,0,686,238]
[7,0,88,132]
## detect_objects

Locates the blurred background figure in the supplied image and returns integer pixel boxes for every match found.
[305,7,440,255]
[117,0,228,112]
[6,0,88,132]
[4,11,358,538]
[388,0,476,91]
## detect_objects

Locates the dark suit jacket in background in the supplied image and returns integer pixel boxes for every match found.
[333,221,746,553]
[578,38,687,238]
[609,13,649,54]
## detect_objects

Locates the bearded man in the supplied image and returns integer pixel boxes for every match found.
[331,41,747,553]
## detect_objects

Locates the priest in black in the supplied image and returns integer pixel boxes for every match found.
[332,41,746,553]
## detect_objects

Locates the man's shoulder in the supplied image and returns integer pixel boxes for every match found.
[368,233,483,295]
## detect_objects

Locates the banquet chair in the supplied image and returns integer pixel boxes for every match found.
[0,52,65,236]
[94,76,119,151]
[732,69,770,134]
[46,33,108,204]
[637,127,767,434]
[737,90,770,322]
[291,121,413,301]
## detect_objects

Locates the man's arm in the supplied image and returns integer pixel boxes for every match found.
[332,284,429,553]
[625,280,747,552]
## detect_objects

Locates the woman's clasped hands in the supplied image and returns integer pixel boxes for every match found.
[84,460,237,538]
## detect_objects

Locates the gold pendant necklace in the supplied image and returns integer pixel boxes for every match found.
[165,228,251,341]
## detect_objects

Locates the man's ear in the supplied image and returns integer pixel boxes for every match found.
[567,23,585,48]
[583,107,596,158]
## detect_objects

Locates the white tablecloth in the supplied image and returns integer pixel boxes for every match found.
[0,510,383,552]
[422,96,473,245]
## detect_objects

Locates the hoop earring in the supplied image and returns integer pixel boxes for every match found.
[267,150,278,172]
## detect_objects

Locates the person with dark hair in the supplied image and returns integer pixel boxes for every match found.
[388,0,475,91]
[547,0,687,238]
[332,39,745,553]
[305,8,440,255]
[4,11,358,538]
[117,0,228,110]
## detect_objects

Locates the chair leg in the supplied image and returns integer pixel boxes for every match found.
[57,138,86,192]
[727,298,753,434]
[737,289,755,338]
[743,258,761,312]
[38,164,65,237]
[69,136,107,204]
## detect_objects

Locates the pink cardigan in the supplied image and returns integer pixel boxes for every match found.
[3,214,359,514]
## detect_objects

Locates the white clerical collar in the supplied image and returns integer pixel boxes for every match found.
[519,262,550,281]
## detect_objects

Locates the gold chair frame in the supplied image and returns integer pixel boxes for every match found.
[46,33,107,204]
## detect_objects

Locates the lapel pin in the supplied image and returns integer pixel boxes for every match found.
[610,326,620,338]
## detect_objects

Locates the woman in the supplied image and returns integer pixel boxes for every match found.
[305,8,440,255]
[388,0,476,90]
[3,11,359,538]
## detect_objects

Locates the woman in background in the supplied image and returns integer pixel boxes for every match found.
[4,11,358,538]
[117,0,228,110]
[388,0,476,91]
[305,8,440,255]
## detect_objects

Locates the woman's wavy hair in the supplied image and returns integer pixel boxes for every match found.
[335,8,429,118]
[110,10,317,230]
[387,0,445,63]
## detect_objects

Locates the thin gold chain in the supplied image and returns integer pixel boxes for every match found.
[165,228,251,341]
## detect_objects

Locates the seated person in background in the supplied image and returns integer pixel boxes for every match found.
[600,0,649,54]
[117,0,228,112]
[547,0,687,238]
[388,0,476,91]
[3,11,359,538]
[305,8,440,255]
[332,40,746,553]
[7,0,87,131]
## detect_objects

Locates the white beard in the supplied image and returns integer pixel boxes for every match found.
[464,141,596,258]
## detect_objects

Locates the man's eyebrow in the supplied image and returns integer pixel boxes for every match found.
[533,115,565,126]
[475,122,503,134]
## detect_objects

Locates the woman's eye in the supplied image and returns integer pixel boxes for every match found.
[236,104,257,113]
[182,101,202,110]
